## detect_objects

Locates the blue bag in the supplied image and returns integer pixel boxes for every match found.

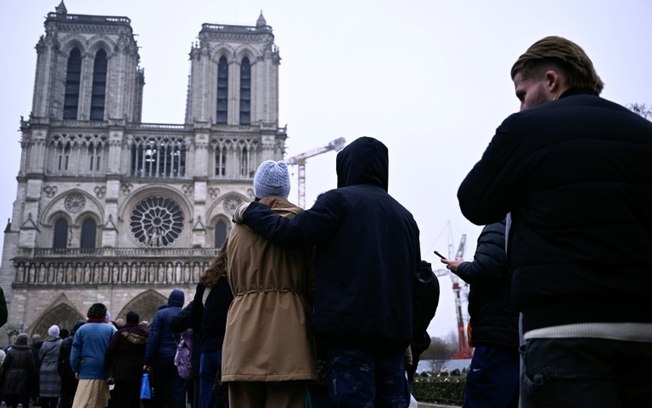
[140,372,152,400]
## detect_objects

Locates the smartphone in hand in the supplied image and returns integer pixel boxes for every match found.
[433,250,446,260]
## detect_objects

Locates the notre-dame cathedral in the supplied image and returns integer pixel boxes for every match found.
[0,1,287,345]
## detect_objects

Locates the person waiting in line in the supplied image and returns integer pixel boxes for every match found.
[189,240,233,408]
[70,303,116,408]
[441,219,519,407]
[143,289,186,408]
[170,300,201,408]
[457,36,652,406]
[2,332,36,408]
[29,333,43,406]
[234,138,421,407]
[105,311,149,408]
[39,325,63,408]
[222,160,317,407]
[58,321,84,408]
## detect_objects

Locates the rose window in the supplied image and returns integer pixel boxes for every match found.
[130,196,184,247]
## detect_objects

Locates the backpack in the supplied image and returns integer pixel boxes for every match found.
[174,328,193,380]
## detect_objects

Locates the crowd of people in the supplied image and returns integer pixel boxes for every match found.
[0,305,153,408]
[0,34,651,408]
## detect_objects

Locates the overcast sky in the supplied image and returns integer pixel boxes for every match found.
[1,0,650,339]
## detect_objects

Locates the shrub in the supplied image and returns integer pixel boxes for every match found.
[412,375,465,406]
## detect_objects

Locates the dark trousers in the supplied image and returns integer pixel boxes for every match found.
[325,345,409,408]
[522,337,652,408]
[463,344,519,408]
[199,350,227,408]
[39,396,59,408]
[59,379,78,408]
[151,357,187,408]
[111,380,140,408]
[4,392,30,408]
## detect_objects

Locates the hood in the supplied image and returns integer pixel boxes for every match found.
[71,320,85,336]
[168,289,185,307]
[336,136,388,191]
[121,325,149,345]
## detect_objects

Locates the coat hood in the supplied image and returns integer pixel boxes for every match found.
[168,289,185,307]
[336,136,388,191]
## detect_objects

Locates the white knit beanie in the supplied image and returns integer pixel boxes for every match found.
[48,324,60,338]
[253,160,291,199]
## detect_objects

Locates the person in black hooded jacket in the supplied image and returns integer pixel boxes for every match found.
[143,289,186,408]
[442,219,518,407]
[235,136,421,408]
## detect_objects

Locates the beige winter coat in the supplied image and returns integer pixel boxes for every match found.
[221,196,317,382]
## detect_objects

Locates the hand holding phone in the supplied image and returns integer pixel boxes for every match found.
[433,250,446,260]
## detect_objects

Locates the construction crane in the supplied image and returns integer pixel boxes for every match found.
[286,137,346,208]
[435,228,472,359]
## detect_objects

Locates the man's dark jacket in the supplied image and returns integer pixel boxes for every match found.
[105,322,149,383]
[458,91,652,333]
[242,136,421,349]
[456,220,517,348]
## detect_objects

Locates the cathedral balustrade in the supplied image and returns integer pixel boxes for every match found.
[133,123,190,130]
[17,247,219,258]
[12,258,212,286]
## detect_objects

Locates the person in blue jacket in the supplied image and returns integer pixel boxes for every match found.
[236,136,421,408]
[143,289,186,408]
[70,303,116,408]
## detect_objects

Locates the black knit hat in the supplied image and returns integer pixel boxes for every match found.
[126,311,140,324]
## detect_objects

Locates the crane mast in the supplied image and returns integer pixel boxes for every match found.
[286,137,346,208]
[450,234,472,358]
[436,224,471,359]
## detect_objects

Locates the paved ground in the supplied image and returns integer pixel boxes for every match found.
[418,402,460,408]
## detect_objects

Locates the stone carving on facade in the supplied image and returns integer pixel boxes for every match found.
[193,216,206,231]
[64,193,86,213]
[43,185,58,198]
[94,186,106,198]
[223,196,243,215]
[208,187,220,200]
[104,214,117,230]
[121,182,133,195]
[181,184,194,196]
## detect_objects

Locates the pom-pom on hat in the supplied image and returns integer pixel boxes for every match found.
[253,160,291,199]
[48,325,60,338]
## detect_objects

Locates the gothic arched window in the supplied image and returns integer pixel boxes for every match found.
[240,146,250,177]
[239,57,251,125]
[58,142,71,171]
[53,218,68,249]
[214,219,228,248]
[80,218,97,250]
[216,56,228,124]
[90,49,107,121]
[63,48,82,120]
[215,146,227,177]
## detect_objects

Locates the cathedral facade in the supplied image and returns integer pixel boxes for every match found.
[0,2,286,345]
